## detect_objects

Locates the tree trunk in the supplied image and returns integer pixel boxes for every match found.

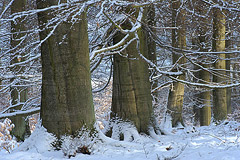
[212,6,227,122]
[111,10,153,134]
[167,0,186,127]
[10,0,30,141]
[146,5,158,103]
[193,0,211,126]
[199,69,211,126]
[37,0,95,137]
[226,24,232,114]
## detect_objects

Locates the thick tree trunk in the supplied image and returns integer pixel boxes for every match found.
[112,10,153,134]
[167,0,186,127]
[10,0,30,141]
[37,1,95,137]
[212,7,227,121]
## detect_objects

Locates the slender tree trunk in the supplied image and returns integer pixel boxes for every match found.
[37,0,95,137]
[111,9,153,134]
[146,5,158,103]
[212,6,227,121]
[226,43,232,115]
[167,0,186,127]
[192,37,201,126]
[194,0,211,126]
[199,69,211,126]
[10,0,30,141]
[192,66,211,126]
[147,6,156,65]
[226,23,232,114]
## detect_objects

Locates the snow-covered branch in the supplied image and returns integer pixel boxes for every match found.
[0,107,40,119]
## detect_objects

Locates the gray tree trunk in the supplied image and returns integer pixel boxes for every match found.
[37,0,95,137]
[193,0,211,126]
[225,24,232,114]
[167,0,186,127]
[111,10,153,134]
[10,0,30,141]
[212,6,227,122]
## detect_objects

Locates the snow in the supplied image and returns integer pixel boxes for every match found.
[1,121,240,160]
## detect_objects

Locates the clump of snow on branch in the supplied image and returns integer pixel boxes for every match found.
[0,118,16,153]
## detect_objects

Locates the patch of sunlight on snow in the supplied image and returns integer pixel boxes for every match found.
[225,136,240,143]
[190,141,203,146]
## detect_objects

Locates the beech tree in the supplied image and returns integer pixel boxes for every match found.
[212,5,227,122]
[0,1,239,144]
[192,0,212,126]
[10,0,30,141]
[167,0,186,127]
[37,0,95,137]
[111,7,155,135]
[225,10,233,115]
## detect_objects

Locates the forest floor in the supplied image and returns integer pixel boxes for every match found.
[0,120,240,160]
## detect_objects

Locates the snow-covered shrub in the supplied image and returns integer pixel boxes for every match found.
[61,135,77,158]
[228,108,240,122]
[103,118,140,142]
[61,127,99,158]
[0,118,17,153]
[16,123,56,153]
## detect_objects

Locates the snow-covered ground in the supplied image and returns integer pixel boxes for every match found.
[1,121,240,160]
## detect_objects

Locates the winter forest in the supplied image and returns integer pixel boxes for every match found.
[0,0,240,159]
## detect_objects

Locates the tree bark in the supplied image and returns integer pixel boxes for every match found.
[167,0,186,127]
[111,9,153,134]
[10,0,30,141]
[37,0,95,137]
[193,0,211,126]
[225,23,232,114]
[212,6,227,122]
[199,69,211,126]
[146,5,158,104]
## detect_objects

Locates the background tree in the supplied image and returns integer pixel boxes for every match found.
[10,0,31,141]
[225,10,233,114]
[146,5,158,107]
[212,4,227,122]
[167,0,186,127]
[192,0,212,126]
